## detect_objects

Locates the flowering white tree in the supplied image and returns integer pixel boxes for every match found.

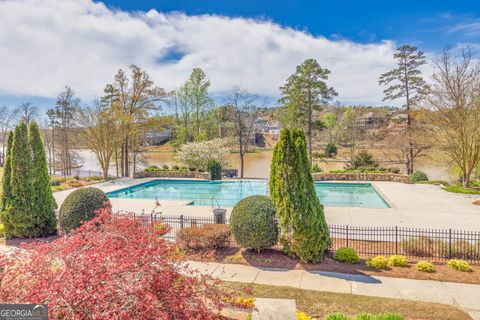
[176,139,230,170]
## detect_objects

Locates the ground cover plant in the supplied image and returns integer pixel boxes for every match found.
[0,205,232,319]
[443,185,480,194]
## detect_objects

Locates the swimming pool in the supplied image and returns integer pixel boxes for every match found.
[107,179,390,208]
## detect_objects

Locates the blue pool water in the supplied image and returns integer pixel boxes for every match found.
[107,180,389,208]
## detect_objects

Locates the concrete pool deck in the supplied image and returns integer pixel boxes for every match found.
[53,178,480,230]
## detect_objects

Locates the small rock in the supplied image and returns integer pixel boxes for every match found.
[473,199,480,206]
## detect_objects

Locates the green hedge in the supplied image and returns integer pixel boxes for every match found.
[59,187,109,233]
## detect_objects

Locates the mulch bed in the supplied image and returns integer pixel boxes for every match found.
[186,246,480,285]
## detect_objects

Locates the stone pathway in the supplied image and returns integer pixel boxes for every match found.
[186,261,480,320]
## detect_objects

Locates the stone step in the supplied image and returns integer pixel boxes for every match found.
[252,298,296,320]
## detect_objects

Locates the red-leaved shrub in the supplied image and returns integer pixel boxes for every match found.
[0,205,231,319]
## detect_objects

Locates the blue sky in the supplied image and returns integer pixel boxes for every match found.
[103,0,480,50]
[0,0,479,114]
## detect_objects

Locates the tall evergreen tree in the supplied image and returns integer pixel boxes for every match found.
[270,128,330,262]
[4,122,35,238]
[379,44,429,174]
[0,131,14,237]
[29,122,57,236]
[279,59,337,164]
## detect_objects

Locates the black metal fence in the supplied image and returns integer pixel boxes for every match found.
[112,212,480,263]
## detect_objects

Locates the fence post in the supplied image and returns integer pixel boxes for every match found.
[180,215,184,230]
[395,226,398,254]
[448,228,452,259]
[346,225,349,247]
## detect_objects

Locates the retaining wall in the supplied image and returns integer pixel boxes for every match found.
[133,171,210,179]
[313,172,410,183]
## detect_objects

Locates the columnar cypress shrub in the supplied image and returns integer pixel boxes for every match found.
[270,128,330,262]
[0,131,14,237]
[28,122,57,236]
[4,123,35,238]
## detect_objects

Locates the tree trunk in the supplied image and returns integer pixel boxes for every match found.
[463,169,472,188]
[51,127,55,175]
[307,94,313,165]
[120,144,125,177]
[240,153,244,178]
[124,137,129,177]
[114,146,119,177]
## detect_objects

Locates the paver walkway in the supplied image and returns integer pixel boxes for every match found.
[186,261,480,320]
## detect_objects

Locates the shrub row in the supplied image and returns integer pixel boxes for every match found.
[145,165,194,172]
[334,248,472,272]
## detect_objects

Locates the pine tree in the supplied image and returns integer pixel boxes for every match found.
[0,131,14,237]
[5,122,35,238]
[270,128,330,262]
[29,122,57,236]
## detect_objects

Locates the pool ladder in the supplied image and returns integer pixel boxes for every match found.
[211,196,220,209]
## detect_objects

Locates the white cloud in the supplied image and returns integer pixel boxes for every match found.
[0,0,401,105]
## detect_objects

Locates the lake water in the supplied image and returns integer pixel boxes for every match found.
[76,149,452,181]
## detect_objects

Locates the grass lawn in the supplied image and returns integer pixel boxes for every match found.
[443,185,480,195]
[222,282,471,320]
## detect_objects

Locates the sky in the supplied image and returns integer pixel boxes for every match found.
[0,0,479,113]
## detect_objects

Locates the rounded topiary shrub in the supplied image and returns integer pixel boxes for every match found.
[334,247,360,264]
[230,195,278,252]
[59,187,109,233]
[410,171,428,183]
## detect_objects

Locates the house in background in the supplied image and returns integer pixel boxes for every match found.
[143,127,172,146]
[357,111,386,129]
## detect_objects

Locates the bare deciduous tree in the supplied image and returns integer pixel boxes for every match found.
[0,105,18,166]
[426,47,480,187]
[16,102,39,124]
[77,101,120,180]
[48,86,80,176]
[107,65,169,177]
[227,87,262,178]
